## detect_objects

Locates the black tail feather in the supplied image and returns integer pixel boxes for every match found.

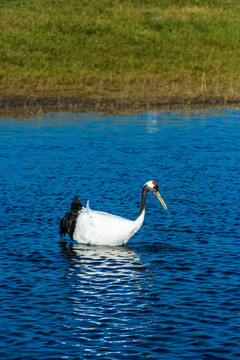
[71,196,83,211]
[59,196,83,240]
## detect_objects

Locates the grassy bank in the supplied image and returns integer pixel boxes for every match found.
[1,0,240,111]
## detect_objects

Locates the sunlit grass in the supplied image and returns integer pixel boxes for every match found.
[1,0,240,107]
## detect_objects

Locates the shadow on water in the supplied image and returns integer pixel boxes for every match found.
[59,238,186,267]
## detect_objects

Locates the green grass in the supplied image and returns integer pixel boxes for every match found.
[1,0,240,109]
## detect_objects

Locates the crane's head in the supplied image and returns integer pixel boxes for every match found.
[145,180,168,210]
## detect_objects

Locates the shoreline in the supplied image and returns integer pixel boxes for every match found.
[1,94,240,115]
[2,1,240,116]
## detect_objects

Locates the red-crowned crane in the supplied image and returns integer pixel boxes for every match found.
[59,181,167,246]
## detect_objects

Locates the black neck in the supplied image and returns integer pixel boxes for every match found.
[138,185,148,217]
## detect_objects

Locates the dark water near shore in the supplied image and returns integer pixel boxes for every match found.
[1,109,240,359]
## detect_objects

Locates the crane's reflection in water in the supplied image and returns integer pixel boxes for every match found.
[59,242,154,356]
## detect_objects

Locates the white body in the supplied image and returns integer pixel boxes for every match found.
[73,202,145,246]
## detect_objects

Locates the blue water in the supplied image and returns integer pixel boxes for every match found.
[0,109,240,359]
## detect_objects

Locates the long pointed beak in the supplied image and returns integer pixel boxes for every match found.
[155,191,168,210]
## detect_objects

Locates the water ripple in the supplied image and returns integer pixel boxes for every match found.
[1,110,240,359]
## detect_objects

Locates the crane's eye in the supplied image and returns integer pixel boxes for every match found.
[151,181,159,191]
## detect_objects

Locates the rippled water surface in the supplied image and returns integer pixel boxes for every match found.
[1,109,240,359]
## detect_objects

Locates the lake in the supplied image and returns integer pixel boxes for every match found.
[0,109,240,359]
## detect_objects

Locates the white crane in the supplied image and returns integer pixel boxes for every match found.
[59,180,167,246]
